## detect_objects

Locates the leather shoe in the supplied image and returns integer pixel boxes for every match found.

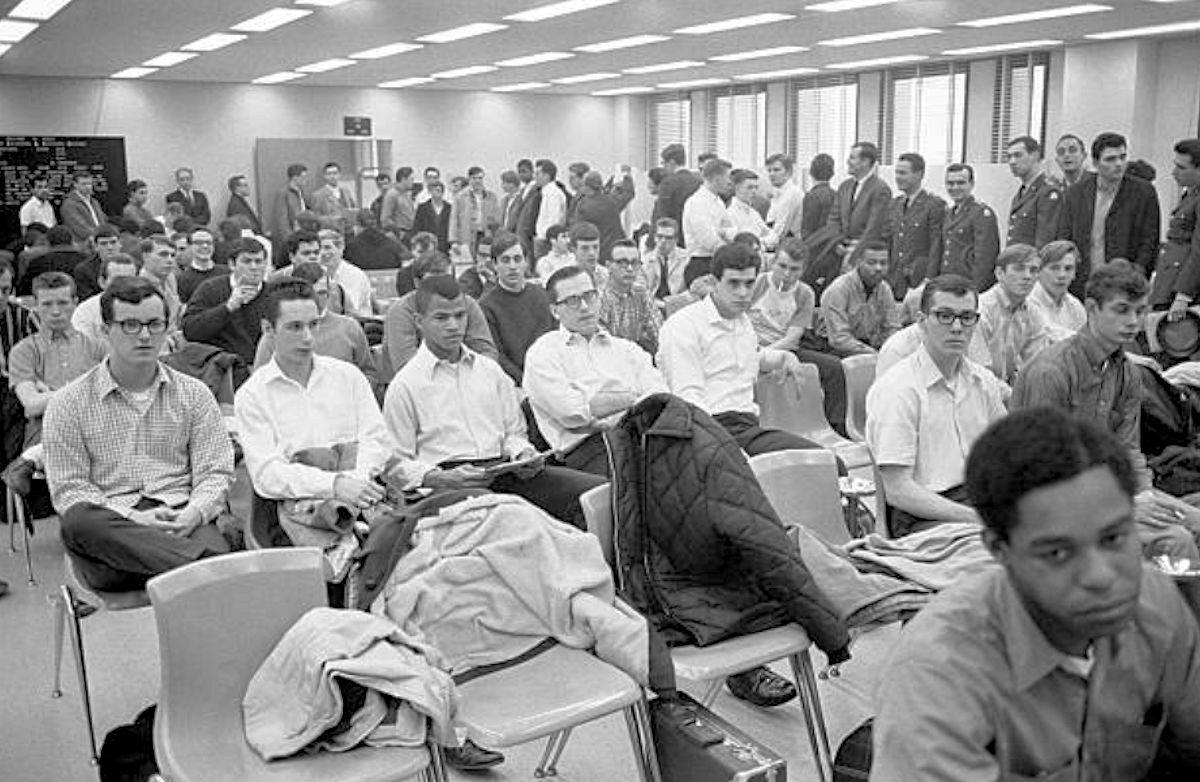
[726,666,797,708]
[2,457,35,497]
[444,739,505,771]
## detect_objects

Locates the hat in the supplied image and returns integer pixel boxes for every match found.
[1155,310,1200,358]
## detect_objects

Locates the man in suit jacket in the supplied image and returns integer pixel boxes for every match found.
[573,168,635,262]
[1057,132,1161,298]
[311,162,357,220]
[449,167,502,259]
[801,154,837,240]
[59,171,107,243]
[271,163,310,239]
[413,181,453,252]
[498,170,523,233]
[165,167,212,227]
[883,152,945,301]
[1006,136,1062,248]
[652,143,702,246]
[225,174,263,235]
[938,163,1000,293]
[827,141,892,261]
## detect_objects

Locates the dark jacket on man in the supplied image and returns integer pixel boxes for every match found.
[1007,171,1062,248]
[165,189,212,227]
[826,173,892,243]
[1057,173,1161,298]
[801,182,836,240]
[653,170,702,246]
[937,197,1001,293]
[884,189,945,301]
[225,193,263,235]
[1153,188,1200,307]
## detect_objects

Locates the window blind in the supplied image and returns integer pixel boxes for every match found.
[703,85,767,168]
[881,62,968,165]
[647,92,691,168]
[992,52,1050,161]
[787,75,858,171]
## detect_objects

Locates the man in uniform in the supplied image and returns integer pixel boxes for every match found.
[937,163,1000,293]
[1151,138,1200,317]
[1006,136,1062,249]
[883,152,944,302]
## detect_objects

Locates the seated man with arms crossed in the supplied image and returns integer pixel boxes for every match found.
[384,276,603,530]
[866,274,1008,536]
[873,408,1200,780]
[524,265,667,476]
[44,277,234,590]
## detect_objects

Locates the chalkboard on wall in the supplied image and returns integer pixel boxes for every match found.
[0,136,128,249]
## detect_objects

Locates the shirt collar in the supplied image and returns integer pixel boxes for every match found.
[412,341,476,378]
[998,576,1081,691]
[913,343,983,389]
[36,326,78,344]
[990,285,1026,314]
[561,325,612,346]
[94,358,170,398]
[700,293,739,328]
[1074,327,1123,367]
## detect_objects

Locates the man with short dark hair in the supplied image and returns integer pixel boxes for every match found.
[479,233,554,384]
[513,158,540,259]
[642,217,687,301]
[568,221,608,289]
[598,240,661,355]
[573,168,635,262]
[653,143,703,244]
[937,163,1000,292]
[873,408,1200,780]
[413,180,452,253]
[165,167,212,228]
[183,238,271,386]
[976,243,1051,385]
[682,158,734,286]
[764,153,803,241]
[1058,131,1161,296]
[884,152,945,301]
[534,224,575,281]
[1152,138,1200,318]
[1054,132,1090,189]
[45,276,234,591]
[19,225,89,296]
[73,253,139,343]
[176,227,229,303]
[566,161,590,222]
[225,174,262,235]
[450,166,500,260]
[381,167,417,241]
[1006,136,1062,248]
[59,171,107,243]
[384,275,603,529]
[311,162,356,219]
[827,141,892,260]
[820,239,900,355]
[138,235,183,333]
[273,164,309,237]
[20,176,55,232]
[723,169,775,249]
[801,154,836,240]
[369,172,391,224]
[498,170,523,233]
[533,159,568,255]
[318,228,374,319]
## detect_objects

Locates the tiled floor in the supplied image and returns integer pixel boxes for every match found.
[1,515,898,781]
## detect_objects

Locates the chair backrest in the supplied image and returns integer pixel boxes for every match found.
[579,483,615,566]
[756,364,840,444]
[841,354,877,442]
[365,269,398,300]
[146,549,326,768]
[748,449,848,546]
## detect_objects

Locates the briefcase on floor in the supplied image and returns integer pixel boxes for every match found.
[650,692,787,782]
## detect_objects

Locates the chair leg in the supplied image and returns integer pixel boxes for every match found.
[623,697,663,782]
[51,588,67,698]
[62,583,100,765]
[6,487,16,554]
[16,495,34,585]
[697,678,722,709]
[535,728,571,777]
[789,652,832,782]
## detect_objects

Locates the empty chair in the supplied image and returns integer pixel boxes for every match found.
[749,449,848,547]
[755,364,872,469]
[840,353,877,442]
[146,548,437,782]
[579,484,833,782]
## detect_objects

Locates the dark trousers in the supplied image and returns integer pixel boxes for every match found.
[795,347,848,436]
[887,484,971,538]
[683,255,712,288]
[441,458,605,531]
[60,500,229,592]
[715,411,847,475]
[559,433,611,477]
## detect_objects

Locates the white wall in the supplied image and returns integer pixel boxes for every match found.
[0,75,647,218]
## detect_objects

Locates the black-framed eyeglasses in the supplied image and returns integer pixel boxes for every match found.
[928,309,979,327]
[555,289,599,310]
[115,318,168,335]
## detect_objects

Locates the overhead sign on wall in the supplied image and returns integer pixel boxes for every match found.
[343,116,373,137]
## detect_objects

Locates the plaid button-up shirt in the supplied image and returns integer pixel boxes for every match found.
[43,360,233,520]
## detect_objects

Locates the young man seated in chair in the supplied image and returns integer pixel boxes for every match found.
[43,276,235,591]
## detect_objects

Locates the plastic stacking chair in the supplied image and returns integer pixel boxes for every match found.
[51,553,152,765]
[749,449,848,547]
[755,364,872,469]
[146,548,439,782]
[579,484,833,782]
[5,480,35,585]
[840,354,877,442]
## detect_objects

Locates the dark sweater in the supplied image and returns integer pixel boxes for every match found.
[182,275,271,386]
[345,228,411,271]
[479,284,554,383]
[177,264,230,304]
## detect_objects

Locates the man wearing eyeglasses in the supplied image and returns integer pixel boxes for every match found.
[598,240,661,355]
[44,276,234,591]
[642,217,688,302]
[866,274,1007,537]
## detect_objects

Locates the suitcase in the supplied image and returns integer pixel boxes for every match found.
[650,692,787,782]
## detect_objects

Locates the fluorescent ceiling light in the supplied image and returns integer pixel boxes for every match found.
[232,8,312,33]
[827,54,928,69]
[960,4,1111,28]
[504,0,621,22]
[1086,19,1200,39]
[417,22,507,43]
[735,67,819,80]
[710,45,809,62]
[623,60,704,74]
[496,51,575,67]
[592,86,654,96]
[808,0,903,11]
[552,71,621,83]
[657,77,730,89]
[943,39,1063,55]
[351,42,423,59]
[431,64,499,79]
[674,13,794,35]
[142,51,199,68]
[181,33,247,52]
[0,44,11,57]
[8,0,73,21]
[296,0,353,6]
[574,34,670,52]
[491,81,550,92]
[378,76,435,88]
[111,67,157,79]
[821,27,940,46]
[251,71,306,84]
[0,19,39,42]
[297,58,357,73]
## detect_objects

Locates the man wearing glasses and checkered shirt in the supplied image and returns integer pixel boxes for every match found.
[866,274,1007,537]
[44,276,234,591]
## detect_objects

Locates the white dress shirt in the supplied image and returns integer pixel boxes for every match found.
[20,196,56,229]
[523,327,667,453]
[331,260,374,319]
[682,187,731,259]
[766,179,804,238]
[383,344,531,489]
[70,293,106,343]
[1027,282,1086,342]
[536,183,567,239]
[657,295,763,416]
[234,355,394,499]
[535,251,577,282]
[724,199,776,247]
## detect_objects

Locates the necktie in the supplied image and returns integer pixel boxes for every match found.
[656,254,671,299]
[848,180,859,207]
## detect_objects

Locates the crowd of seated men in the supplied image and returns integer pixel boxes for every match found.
[3,133,1200,777]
